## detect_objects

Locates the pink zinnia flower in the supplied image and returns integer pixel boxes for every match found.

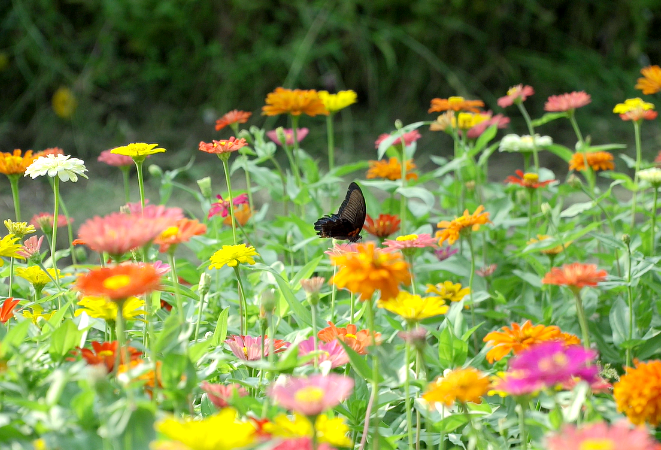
[324,243,358,256]
[17,235,44,259]
[208,193,249,219]
[200,381,247,408]
[97,150,135,167]
[298,337,349,369]
[497,84,535,108]
[268,374,354,416]
[225,335,290,361]
[199,137,248,154]
[466,113,510,139]
[271,438,335,450]
[561,375,612,394]
[383,233,437,252]
[266,128,309,146]
[476,264,497,277]
[434,245,458,261]
[374,130,422,149]
[30,213,72,232]
[150,260,171,276]
[546,421,659,450]
[544,92,591,112]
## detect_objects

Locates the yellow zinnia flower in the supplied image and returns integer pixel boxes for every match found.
[426,281,470,303]
[456,112,489,130]
[22,305,55,325]
[110,143,166,159]
[0,234,25,266]
[154,408,256,450]
[263,413,352,448]
[377,290,448,323]
[75,296,145,321]
[15,266,60,291]
[209,244,258,269]
[613,98,655,114]
[318,90,358,113]
[423,367,490,406]
[4,220,35,239]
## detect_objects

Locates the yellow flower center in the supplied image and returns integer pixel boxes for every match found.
[160,226,179,239]
[345,334,357,339]
[242,347,248,357]
[396,234,418,241]
[98,350,114,357]
[507,87,519,96]
[523,173,539,183]
[521,136,534,145]
[294,386,326,403]
[103,275,131,290]
[579,439,614,450]
[448,96,465,105]
[538,353,568,371]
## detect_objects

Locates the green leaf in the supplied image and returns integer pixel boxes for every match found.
[291,255,323,288]
[337,339,373,381]
[472,124,498,153]
[531,112,568,127]
[560,201,594,218]
[250,264,312,326]
[434,414,469,432]
[545,144,574,163]
[609,298,629,346]
[211,307,229,347]
[396,186,435,216]
[49,319,83,362]
[0,320,30,357]
[154,313,182,354]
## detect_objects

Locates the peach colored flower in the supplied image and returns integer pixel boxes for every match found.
[544,91,591,112]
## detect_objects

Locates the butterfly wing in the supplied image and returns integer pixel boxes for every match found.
[314,182,367,242]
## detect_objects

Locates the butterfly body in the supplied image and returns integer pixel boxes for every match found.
[314,182,366,242]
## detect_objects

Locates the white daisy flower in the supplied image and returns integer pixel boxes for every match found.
[638,168,661,187]
[499,134,553,153]
[24,154,88,182]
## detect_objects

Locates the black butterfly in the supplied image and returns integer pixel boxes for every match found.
[314,182,366,242]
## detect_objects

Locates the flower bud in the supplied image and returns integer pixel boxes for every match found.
[197,177,212,198]
[148,164,163,177]
[621,234,631,245]
[567,174,582,189]
[394,119,403,130]
[260,289,276,315]
[465,180,476,191]
[541,202,552,216]
[301,277,325,306]
[198,272,211,297]
[275,127,287,147]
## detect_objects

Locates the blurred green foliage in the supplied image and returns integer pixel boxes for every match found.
[1,0,660,156]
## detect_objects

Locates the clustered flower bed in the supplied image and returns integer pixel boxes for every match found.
[1,67,661,450]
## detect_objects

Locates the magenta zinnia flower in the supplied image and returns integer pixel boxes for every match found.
[271,438,335,450]
[374,130,422,149]
[383,233,438,252]
[208,193,249,219]
[17,235,44,259]
[497,85,535,108]
[298,337,349,369]
[546,421,658,450]
[266,128,309,146]
[434,245,458,261]
[466,113,510,139]
[225,335,290,361]
[544,91,591,112]
[268,374,354,416]
[200,381,248,408]
[98,150,134,167]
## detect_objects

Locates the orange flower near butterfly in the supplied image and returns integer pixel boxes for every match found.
[215,110,252,131]
[428,96,484,113]
[0,149,36,175]
[318,321,380,355]
[367,158,418,181]
[223,204,252,227]
[330,242,410,302]
[363,214,401,239]
[436,206,491,245]
[482,321,580,363]
[76,264,161,301]
[262,87,328,117]
[542,263,607,294]
[569,151,614,172]
[154,218,207,253]
[635,65,661,95]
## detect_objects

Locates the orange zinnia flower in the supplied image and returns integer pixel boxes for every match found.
[614,359,661,426]
[262,87,328,117]
[35,147,65,158]
[223,204,252,227]
[436,205,491,245]
[118,359,163,391]
[154,218,207,253]
[199,137,249,155]
[330,242,411,301]
[568,151,614,172]
[215,110,252,131]
[0,297,20,323]
[635,65,661,95]
[366,157,418,181]
[541,263,607,293]
[363,214,400,238]
[482,321,580,363]
[76,264,161,301]
[317,321,380,355]
[0,149,36,175]
[423,368,490,406]
[505,170,554,189]
[428,96,484,113]
[77,341,142,373]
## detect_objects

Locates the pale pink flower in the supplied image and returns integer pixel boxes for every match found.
[266,128,309,146]
[225,335,290,361]
[375,130,422,149]
[497,85,535,108]
[17,235,44,259]
[151,260,171,276]
[300,277,325,295]
[97,150,135,167]
[383,233,438,252]
[30,213,72,232]
[324,243,358,257]
[476,264,497,277]
[200,381,247,408]
[546,421,658,450]
[208,193,249,219]
[544,92,592,112]
[268,374,354,416]
[298,337,349,369]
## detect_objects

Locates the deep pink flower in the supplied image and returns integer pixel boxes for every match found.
[268,374,354,416]
[225,335,290,361]
[544,92,592,112]
[383,233,438,252]
[150,260,171,276]
[97,150,135,167]
[30,213,72,232]
[466,113,510,139]
[497,85,535,108]
[208,193,249,219]
[266,128,309,146]
[374,130,422,149]
[546,421,658,450]
[298,337,349,369]
[200,381,247,408]
[434,245,458,261]
[324,243,358,256]
[271,438,335,450]
[17,235,44,259]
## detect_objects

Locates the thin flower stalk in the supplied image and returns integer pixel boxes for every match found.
[121,166,131,204]
[167,252,185,325]
[8,175,21,221]
[55,188,77,265]
[572,289,591,350]
[516,103,539,173]
[404,324,414,450]
[291,115,303,187]
[365,299,380,448]
[399,130,408,235]
[221,157,238,245]
[50,177,61,287]
[567,112,595,192]
[467,234,478,353]
[518,400,528,450]
[233,266,248,335]
[136,159,146,209]
[652,186,658,253]
[631,121,642,231]
[625,239,634,367]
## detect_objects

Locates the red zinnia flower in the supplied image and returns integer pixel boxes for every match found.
[541,263,607,293]
[497,85,534,108]
[199,137,248,155]
[505,170,555,189]
[544,92,591,112]
[215,110,252,131]
[363,214,401,238]
[0,298,20,323]
[77,341,142,373]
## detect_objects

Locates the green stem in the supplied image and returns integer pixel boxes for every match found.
[243,154,254,229]
[399,139,407,235]
[350,293,355,324]
[168,251,185,325]
[114,299,127,375]
[291,116,302,186]
[517,103,539,173]
[625,241,634,367]
[467,234,478,353]
[653,188,658,254]
[527,189,534,241]
[631,121,642,231]
[8,175,21,221]
[518,401,528,450]
[311,302,318,369]
[572,290,591,349]
[233,266,248,336]
[366,299,380,450]
[134,159,146,209]
[57,194,77,265]
[121,166,131,204]
[194,291,207,342]
[220,157,238,245]
[8,257,14,297]
[404,323,414,450]
[50,178,61,288]
[326,114,335,172]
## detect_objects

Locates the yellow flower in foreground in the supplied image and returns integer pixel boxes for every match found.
[154,408,256,450]
[75,296,145,321]
[423,367,490,406]
[527,235,571,255]
[378,290,448,322]
[4,220,35,239]
[22,305,55,325]
[318,90,358,113]
[436,205,491,245]
[614,359,661,426]
[110,143,166,158]
[0,234,25,266]
[15,266,60,291]
[263,413,352,447]
[426,281,470,303]
[209,244,259,269]
[613,98,655,114]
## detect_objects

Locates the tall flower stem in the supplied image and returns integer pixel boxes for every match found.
[168,252,185,325]
[572,290,591,349]
[233,266,248,335]
[311,302,319,369]
[8,175,21,221]
[466,234,478,353]
[517,103,539,173]
[56,193,77,265]
[326,114,336,172]
[625,240,634,367]
[194,290,207,342]
[399,140,408,235]
[517,401,528,450]
[366,299,380,450]
[291,115,302,186]
[134,159,146,209]
[631,121,643,231]
[8,257,14,297]
[114,299,127,375]
[526,189,534,240]
[652,187,659,254]
[220,156,238,245]
[50,177,61,287]
[350,293,355,324]
[403,323,414,450]
[121,166,131,204]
